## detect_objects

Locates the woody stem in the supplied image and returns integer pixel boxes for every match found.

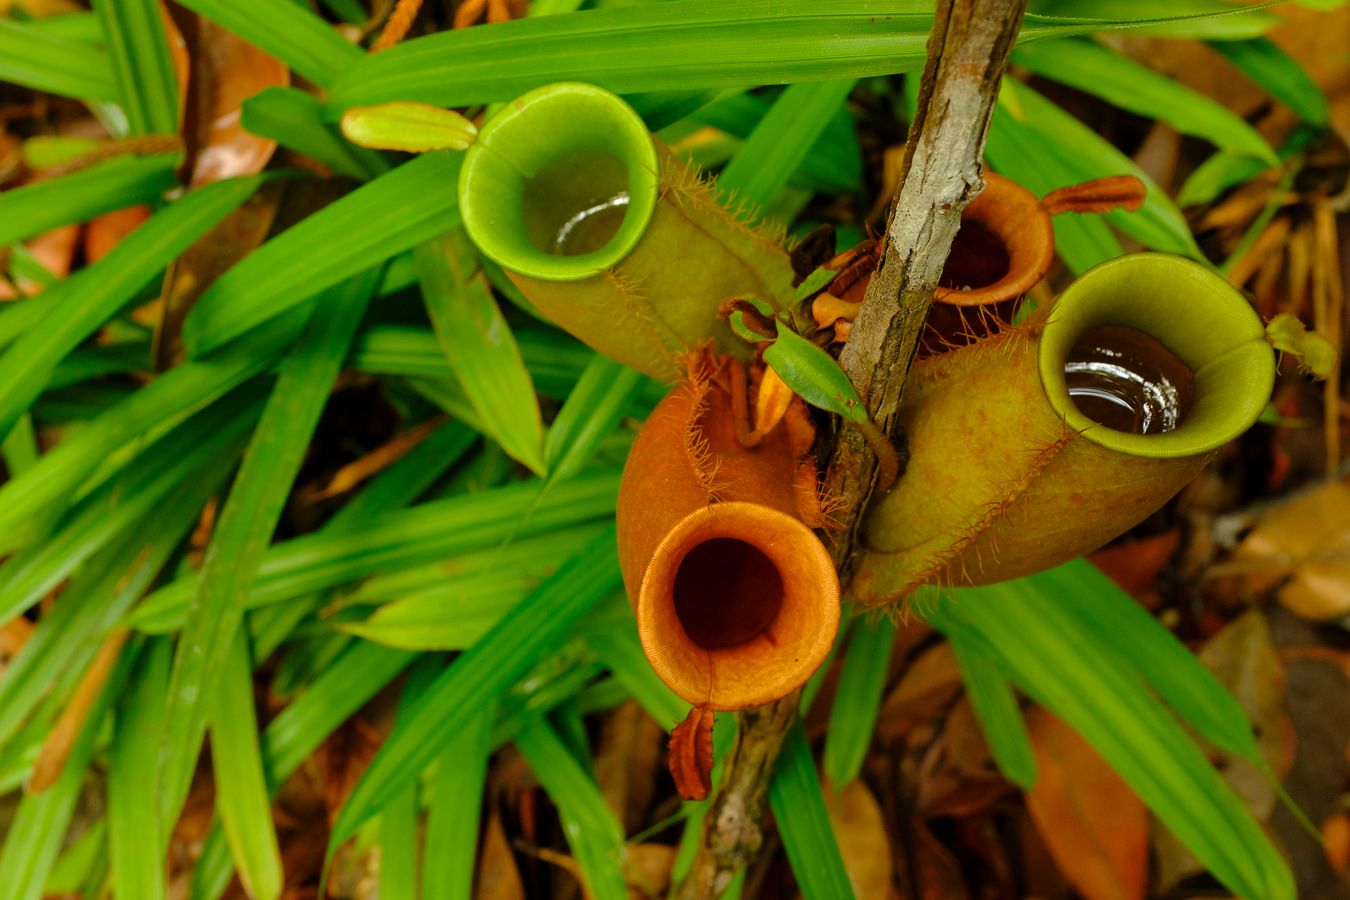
[670,1,1029,896]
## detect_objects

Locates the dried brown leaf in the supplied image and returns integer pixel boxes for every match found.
[669,704,715,802]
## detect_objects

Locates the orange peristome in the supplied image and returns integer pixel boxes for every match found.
[933,172,1054,308]
[616,350,840,711]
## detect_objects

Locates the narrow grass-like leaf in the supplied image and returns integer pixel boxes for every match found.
[1013,39,1276,163]
[326,418,479,526]
[378,659,444,900]
[423,705,495,900]
[414,231,545,474]
[378,783,419,900]
[1176,151,1273,208]
[271,633,354,701]
[242,87,388,180]
[716,79,858,213]
[0,308,308,554]
[1210,36,1331,126]
[0,173,265,441]
[998,80,1203,261]
[0,18,117,101]
[822,617,895,788]
[171,0,361,87]
[0,388,258,621]
[516,717,627,900]
[0,412,38,476]
[944,623,1036,789]
[210,631,283,900]
[322,1,1267,112]
[544,354,647,482]
[108,637,171,900]
[580,602,689,729]
[159,269,378,828]
[130,473,620,631]
[1027,0,1277,38]
[1028,560,1261,761]
[328,525,622,850]
[182,153,463,356]
[350,324,603,401]
[769,722,854,900]
[0,470,230,758]
[933,582,1295,900]
[0,638,135,900]
[346,525,604,605]
[0,154,177,248]
[192,641,419,900]
[92,0,179,134]
[43,816,105,896]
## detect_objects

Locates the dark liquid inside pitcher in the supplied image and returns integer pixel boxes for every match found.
[1065,325,1195,435]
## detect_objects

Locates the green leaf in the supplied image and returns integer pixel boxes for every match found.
[578,596,689,729]
[763,322,866,423]
[322,0,1279,113]
[377,784,419,900]
[210,632,283,900]
[716,79,858,214]
[341,102,479,152]
[0,17,117,101]
[544,354,649,483]
[823,617,895,787]
[0,153,178,249]
[0,471,227,757]
[516,717,628,900]
[1026,0,1278,38]
[1210,36,1331,126]
[0,173,265,442]
[242,87,388,180]
[1028,560,1262,762]
[414,231,546,475]
[942,621,1037,789]
[0,306,309,555]
[172,0,361,87]
[131,472,619,631]
[0,386,259,621]
[92,0,180,135]
[1013,39,1277,164]
[423,705,495,900]
[768,722,855,900]
[159,269,378,829]
[182,152,463,356]
[0,637,136,900]
[109,638,172,900]
[928,579,1295,900]
[192,641,419,900]
[1176,150,1274,208]
[327,525,622,851]
[998,80,1204,261]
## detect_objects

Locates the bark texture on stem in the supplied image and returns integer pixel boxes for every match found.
[671,2,1027,895]
[826,0,1030,572]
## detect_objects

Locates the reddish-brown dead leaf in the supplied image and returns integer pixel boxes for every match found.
[0,615,34,662]
[1232,479,1350,619]
[910,816,972,900]
[876,640,963,742]
[304,417,445,503]
[669,704,715,802]
[1087,529,1179,610]
[178,14,288,187]
[1024,708,1148,900]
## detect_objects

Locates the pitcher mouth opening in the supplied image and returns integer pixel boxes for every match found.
[458,82,659,281]
[1039,253,1275,459]
[636,502,839,711]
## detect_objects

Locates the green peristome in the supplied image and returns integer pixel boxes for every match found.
[854,253,1275,608]
[458,82,795,381]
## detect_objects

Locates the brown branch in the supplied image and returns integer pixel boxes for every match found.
[825,0,1029,573]
[670,1,1028,896]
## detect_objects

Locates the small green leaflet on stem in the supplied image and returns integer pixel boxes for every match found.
[340,102,478,153]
